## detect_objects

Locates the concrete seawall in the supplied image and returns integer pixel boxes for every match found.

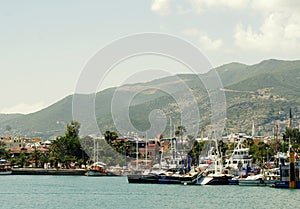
[12,168,86,176]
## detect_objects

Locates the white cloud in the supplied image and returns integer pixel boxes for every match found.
[175,4,192,15]
[183,0,300,53]
[251,0,300,14]
[234,8,300,52]
[151,0,300,64]
[188,0,250,13]
[151,0,171,16]
[188,0,300,13]
[183,28,223,51]
[151,0,251,15]
[0,102,45,114]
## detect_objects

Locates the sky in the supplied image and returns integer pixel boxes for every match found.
[0,0,300,114]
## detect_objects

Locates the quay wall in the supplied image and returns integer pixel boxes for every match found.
[12,168,86,176]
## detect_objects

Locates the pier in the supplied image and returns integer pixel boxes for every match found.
[12,168,86,176]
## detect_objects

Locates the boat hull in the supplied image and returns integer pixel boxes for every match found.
[238,179,277,186]
[86,170,119,177]
[159,172,202,185]
[127,174,159,184]
[198,175,233,185]
[273,181,300,189]
[0,170,12,175]
[158,175,181,184]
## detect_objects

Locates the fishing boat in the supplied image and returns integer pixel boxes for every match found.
[0,159,12,175]
[197,140,234,185]
[198,167,233,185]
[158,167,202,185]
[273,152,300,189]
[237,172,279,186]
[86,162,119,176]
[225,137,252,175]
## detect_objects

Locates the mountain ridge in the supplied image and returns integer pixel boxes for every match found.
[1,59,299,138]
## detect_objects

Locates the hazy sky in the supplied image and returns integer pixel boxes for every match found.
[1,0,300,114]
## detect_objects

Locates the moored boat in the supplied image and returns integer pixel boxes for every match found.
[86,162,119,177]
[158,167,202,185]
[273,153,300,189]
[238,173,278,186]
[198,173,233,185]
[0,159,12,175]
[225,137,252,177]
[127,173,160,184]
[197,140,234,185]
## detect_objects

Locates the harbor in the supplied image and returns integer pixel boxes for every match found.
[1,1,300,208]
[3,137,298,190]
[2,112,300,189]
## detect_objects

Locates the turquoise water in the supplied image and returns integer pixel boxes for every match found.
[1,175,299,209]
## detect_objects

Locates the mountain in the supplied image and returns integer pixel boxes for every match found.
[0,114,23,123]
[1,59,299,139]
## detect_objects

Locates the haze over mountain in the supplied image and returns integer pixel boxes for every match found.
[1,59,299,139]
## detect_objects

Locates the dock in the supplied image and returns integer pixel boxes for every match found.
[12,168,86,176]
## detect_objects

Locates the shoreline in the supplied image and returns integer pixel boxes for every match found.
[12,168,86,176]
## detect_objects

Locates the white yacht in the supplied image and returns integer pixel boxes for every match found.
[225,137,252,171]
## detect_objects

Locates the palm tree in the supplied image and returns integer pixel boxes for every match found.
[31,149,41,168]
[39,152,49,169]
[175,125,187,156]
[9,157,17,167]
[18,152,27,168]
[175,126,186,139]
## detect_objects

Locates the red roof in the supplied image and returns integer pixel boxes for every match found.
[8,147,49,153]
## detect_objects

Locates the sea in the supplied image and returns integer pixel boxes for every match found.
[1,175,299,209]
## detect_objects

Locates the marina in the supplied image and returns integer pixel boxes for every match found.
[1,0,300,208]
[2,132,300,189]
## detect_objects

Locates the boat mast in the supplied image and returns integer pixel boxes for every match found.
[96,140,99,162]
[212,129,223,174]
[93,138,96,163]
[145,132,147,168]
[136,134,138,170]
[214,139,221,174]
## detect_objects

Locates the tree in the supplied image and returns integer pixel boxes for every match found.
[188,141,207,164]
[30,149,42,168]
[18,152,28,168]
[257,142,268,165]
[186,135,195,149]
[104,131,118,146]
[283,128,300,150]
[65,120,81,138]
[39,152,49,168]
[175,126,186,139]
[0,140,6,149]
[49,120,88,168]
[0,141,10,159]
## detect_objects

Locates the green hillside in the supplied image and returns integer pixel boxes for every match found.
[0,114,23,124]
[0,59,299,139]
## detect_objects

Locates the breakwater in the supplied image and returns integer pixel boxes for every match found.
[12,168,86,175]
